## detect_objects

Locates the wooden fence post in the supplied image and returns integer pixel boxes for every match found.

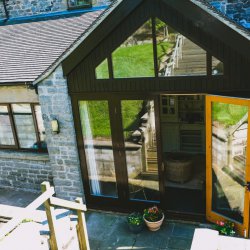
[75,198,90,250]
[41,182,61,250]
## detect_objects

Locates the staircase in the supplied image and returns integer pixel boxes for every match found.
[147,148,158,172]
[146,136,158,172]
[172,38,207,76]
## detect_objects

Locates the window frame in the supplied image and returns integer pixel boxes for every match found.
[67,0,92,10]
[94,17,225,80]
[0,103,47,152]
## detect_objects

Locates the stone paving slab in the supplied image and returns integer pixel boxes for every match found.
[86,211,199,250]
[0,188,39,207]
[0,188,206,250]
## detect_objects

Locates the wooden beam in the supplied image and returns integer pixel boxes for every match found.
[41,182,61,250]
[50,197,86,212]
[0,182,54,239]
[62,0,144,75]
[27,186,54,210]
[75,198,90,250]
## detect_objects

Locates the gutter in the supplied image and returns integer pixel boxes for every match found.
[0,81,33,86]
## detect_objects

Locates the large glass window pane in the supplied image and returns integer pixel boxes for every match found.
[112,20,155,78]
[95,59,109,79]
[212,56,224,75]
[12,104,37,149]
[34,105,47,150]
[211,101,248,223]
[0,106,15,146]
[79,100,118,197]
[121,100,160,202]
[156,18,207,76]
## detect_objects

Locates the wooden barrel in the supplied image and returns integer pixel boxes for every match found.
[165,153,193,183]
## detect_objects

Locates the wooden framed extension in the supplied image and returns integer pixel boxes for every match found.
[60,0,250,234]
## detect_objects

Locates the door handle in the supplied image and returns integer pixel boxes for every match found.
[244,182,250,191]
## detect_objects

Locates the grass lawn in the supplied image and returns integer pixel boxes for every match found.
[96,41,174,78]
[212,102,248,127]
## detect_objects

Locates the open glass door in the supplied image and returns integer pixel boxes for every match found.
[206,95,250,236]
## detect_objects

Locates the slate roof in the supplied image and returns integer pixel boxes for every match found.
[0,10,104,84]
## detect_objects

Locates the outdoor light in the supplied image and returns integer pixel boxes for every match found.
[51,119,59,134]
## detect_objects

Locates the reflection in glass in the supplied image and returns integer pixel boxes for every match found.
[212,102,248,223]
[212,56,224,75]
[0,106,15,145]
[12,104,37,149]
[68,0,91,8]
[121,100,159,202]
[155,18,207,77]
[112,20,155,78]
[95,59,109,79]
[34,105,47,150]
[79,101,118,197]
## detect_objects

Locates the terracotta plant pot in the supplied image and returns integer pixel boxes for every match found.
[143,213,164,231]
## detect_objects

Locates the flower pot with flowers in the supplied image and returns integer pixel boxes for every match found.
[127,212,144,234]
[143,206,164,231]
[215,220,236,236]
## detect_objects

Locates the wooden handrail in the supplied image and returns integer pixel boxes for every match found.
[0,182,90,250]
[41,182,90,250]
[0,184,55,239]
[50,197,87,212]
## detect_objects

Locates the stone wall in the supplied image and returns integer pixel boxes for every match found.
[0,151,52,191]
[0,3,6,19]
[38,65,84,201]
[6,0,67,18]
[2,0,113,18]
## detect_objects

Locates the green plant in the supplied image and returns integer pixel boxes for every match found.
[215,220,235,236]
[127,212,143,226]
[22,218,33,223]
[143,206,163,222]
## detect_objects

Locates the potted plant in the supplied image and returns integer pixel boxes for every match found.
[215,220,235,236]
[143,205,164,231]
[127,212,144,233]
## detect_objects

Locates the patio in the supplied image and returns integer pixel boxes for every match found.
[0,187,206,250]
[86,211,196,250]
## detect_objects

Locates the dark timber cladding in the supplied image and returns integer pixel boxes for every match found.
[63,0,250,94]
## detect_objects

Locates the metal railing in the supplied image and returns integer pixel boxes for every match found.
[164,35,184,76]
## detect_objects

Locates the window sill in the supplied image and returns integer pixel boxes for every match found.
[0,150,50,162]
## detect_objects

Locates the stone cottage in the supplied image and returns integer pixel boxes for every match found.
[0,0,250,236]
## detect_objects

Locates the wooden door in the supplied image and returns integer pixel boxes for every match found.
[72,93,163,210]
[206,95,250,237]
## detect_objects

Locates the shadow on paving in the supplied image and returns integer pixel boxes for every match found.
[86,211,199,250]
[0,189,203,250]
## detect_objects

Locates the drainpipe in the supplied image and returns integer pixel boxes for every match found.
[2,0,9,21]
